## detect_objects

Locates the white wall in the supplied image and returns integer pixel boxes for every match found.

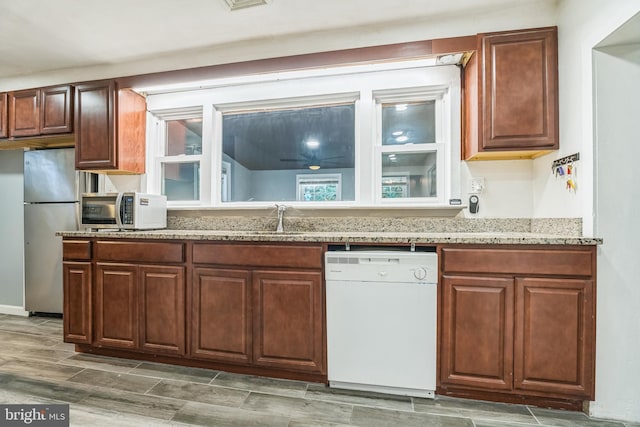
[591,44,640,423]
[534,0,640,236]
[461,160,534,218]
[548,0,640,422]
[0,150,26,314]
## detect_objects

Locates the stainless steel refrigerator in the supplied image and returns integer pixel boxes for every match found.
[24,148,83,314]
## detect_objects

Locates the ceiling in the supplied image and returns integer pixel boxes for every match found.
[0,0,552,84]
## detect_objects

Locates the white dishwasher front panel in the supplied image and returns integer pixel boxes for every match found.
[325,251,437,398]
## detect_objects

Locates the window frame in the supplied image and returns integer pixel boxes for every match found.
[145,61,460,209]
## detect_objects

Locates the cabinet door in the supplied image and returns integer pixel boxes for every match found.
[253,270,325,374]
[75,81,116,170]
[0,92,7,138]
[63,262,92,344]
[441,275,514,390]
[41,85,73,134]
[95,263,138,349]
[8,89,40,137]
[480,27,558,151]
[139,265,185,355]
[191,268,252,363]
[514,277,594,399]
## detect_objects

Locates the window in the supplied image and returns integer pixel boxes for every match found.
[297,174,342,201]
[145,61,460,208]
[221,104,355,203]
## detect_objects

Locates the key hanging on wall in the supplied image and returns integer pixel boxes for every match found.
[551,153,579,193]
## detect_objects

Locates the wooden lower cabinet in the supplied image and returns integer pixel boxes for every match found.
[514,277,594,398]
[191,268,325,374]
[191,268,252,363]
[253,270,324,374]
[63,261,92,344]
[439,260,595,401]
[95,263,185,355]
[139,265,185,355]
[441,275,513,390]
[95,263,138,350]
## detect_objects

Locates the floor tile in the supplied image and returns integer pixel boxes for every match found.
[130,361,218,383]
[530,407,627,427]
[147,379,249,408]
[0,358,84,382]
[212,371,308,398]
[287,421,353,427]
[242,392,353,424]
[351,405,474,427]
[0,373,93,403]
[0,330,61,348]
[80,387,186,420]
[305,383,412,411]
[68,368,161,393]
[18,347,76,363]
[173,401,289,427]
[59,352,141,373]
[69,403,183,427]
[414,395,536,424]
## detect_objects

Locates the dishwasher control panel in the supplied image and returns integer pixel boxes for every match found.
[325,251,438,284]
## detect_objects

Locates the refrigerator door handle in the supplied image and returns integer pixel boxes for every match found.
[115,192,124,230]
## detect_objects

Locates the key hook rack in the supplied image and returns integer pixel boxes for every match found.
[551,153,580,171]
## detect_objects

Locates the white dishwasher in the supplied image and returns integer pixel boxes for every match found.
[325,249,437,398]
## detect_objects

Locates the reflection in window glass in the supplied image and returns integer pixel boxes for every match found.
[166,119,202,156]
[381,152,437,198]
[297,174,342,201]
[222,104,355,202]
[382,101,435,146]
[162,162,200,201]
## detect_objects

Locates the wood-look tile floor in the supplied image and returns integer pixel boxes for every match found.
[0,314,634,427]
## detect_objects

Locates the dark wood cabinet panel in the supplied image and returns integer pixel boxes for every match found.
[63,240,92,260]
[75,81,115,169]
[95,241,184,263]
[139,265,185,355]
[95,263,139,349]
[464,27,558,160]
[441,275,514,390]
[8,89,40,137]
[193,243,323,269]
[191,268,252,363]
[63,262,92,344]
[74,80,145,173]
[0,92,7,138]
[253,270,325,374]
[441,247,594,277]
[514,277,594,398]
[40,85,73,134]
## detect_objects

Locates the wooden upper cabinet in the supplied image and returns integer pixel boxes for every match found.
[8,89,39,137]
[41,85,73,134]
[75,80,146,173]
[7,85,73,138]
[464,27,558,160]
[0,92,8,138]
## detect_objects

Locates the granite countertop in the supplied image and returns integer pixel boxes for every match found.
[57,229,602,245]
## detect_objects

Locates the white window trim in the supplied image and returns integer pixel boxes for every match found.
[145,62,461,209]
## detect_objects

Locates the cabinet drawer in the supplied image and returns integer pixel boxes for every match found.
[95,241,184,263]
[441,247,593,277]
[63,240,92,260]
[193,243,323,269]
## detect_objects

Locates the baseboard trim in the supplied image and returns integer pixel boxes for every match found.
[0,304,29,317]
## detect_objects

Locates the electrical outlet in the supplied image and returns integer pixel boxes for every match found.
[469,177,485,194]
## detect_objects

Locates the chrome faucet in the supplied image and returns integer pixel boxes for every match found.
[275,204,287,233]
